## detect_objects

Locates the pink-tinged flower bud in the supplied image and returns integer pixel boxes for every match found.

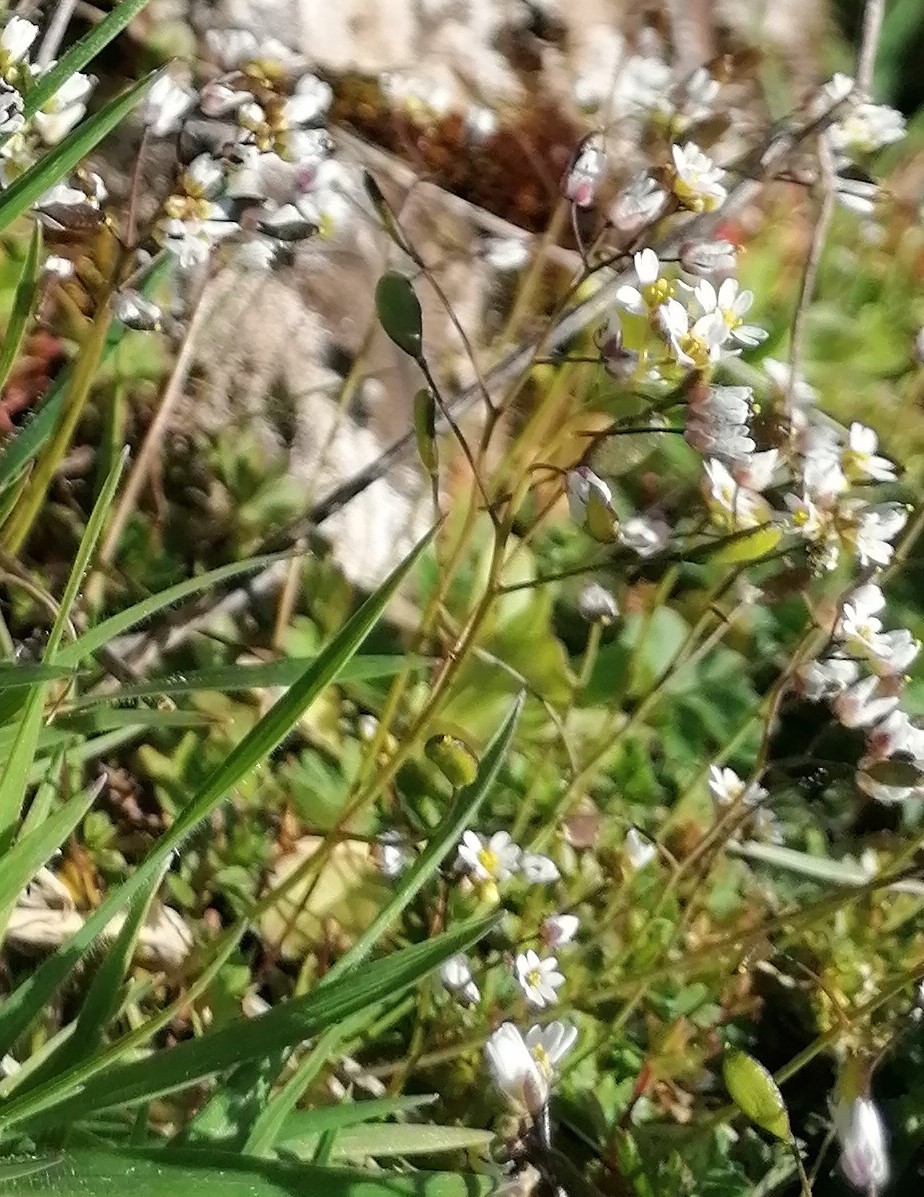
[563,134,606,208]
[680,238,737,276]
[835,1095,889,1192]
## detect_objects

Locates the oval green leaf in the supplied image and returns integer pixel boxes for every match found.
[375,271,423,359]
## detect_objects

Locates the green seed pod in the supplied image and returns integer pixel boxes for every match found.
[375,270,423,360]
[413,387,438,477]
[723,1050,790,1141]
[425,734,479,788]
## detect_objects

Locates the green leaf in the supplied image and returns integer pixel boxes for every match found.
[375,272,423,359]
[285,1123,496,1161]
[0,73,157,235]
[0,1148,499,1197]
[0,665,76,691]
[279,1096,438,1143]
[0,529,437,1083]
[723,1050,790,1141]
[0,256,171,495]
[0,225,41,396]
[21,0,158,123]
[9,913,496,1129]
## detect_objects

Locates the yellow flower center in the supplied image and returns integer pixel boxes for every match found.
[642,278,673,309]
[477,847,499,877]
[679,332,710,368]
[527,967,543,989]
[531,1043,552,1076]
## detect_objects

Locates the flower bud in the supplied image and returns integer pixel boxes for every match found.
[835,1095,889,1192]
[679,238,737,276]
[577,582,618,625]
[566,467,618,542]
[563,133,606,208]
[112,288,163,332]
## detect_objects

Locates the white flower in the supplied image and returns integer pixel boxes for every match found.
[832,674,899,729]
[521,853,560,884]
[577,582,618,624]
[658,298,732,368]
[282,73,333,127]
[624,828,656,870]
[829,99,905,160]
[692,278,766,347]
[617,54,673,117]
[457,829,521,883]
[143,72,195,137]
[205,28,304,75]
[439,952,480,1005]
[680,238,736,276]
[620,514,670,557]
[797,657,861,701]
[708,765,766,808]
[33,71,93,144]
[835,1095,889,1192]
[377,831,412,877]
[564,134,606,207]
[0,82,23,135]
[43,254,74,278]
[615,248,674,316]
[542,914,579,948]
[484,1023,547,1115]
[686,384,755,462]
[200,80,251,117]
[863,710,924,764]
[182,153,225,198]
[732,449,779,492]
[670,141,727,213]
[764,357,818,408]
[841,423,896,484]
[112,288,162,331]
[845,501,908,568]
[524,1021,578,1075]
[515,950,565,1008]
[0,17,38,65]
[566,466,618,541]
[609,173,666,235]
[802,439,848,499]
[703,459,772,532]
[484,236,529,272]
[161,218,236,269]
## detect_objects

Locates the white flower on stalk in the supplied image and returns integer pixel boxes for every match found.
[161,217,236,269]
[566,466,618,541]
[182,153,226,199]
[615,248,675,316]
[457,829,521,884]
[0,17,37,70]
[685,384,755,462]
[841,423,896,484]
[377,830,412,877]
[843,501,909,569]
[609,173,665,236]
[33,71,93,144]
[658,298,732,369]
[0,82,23,136]
[708,765,766,808]
[828,86,906,161]
[691,278,767,347]
[620,514,670,557]
[142,72,196,137]
[484,1020,576,1115]
[832,674,899,729]
[670,141,727,213]
[521,853,560,884]
[703,459,773,532]
[515,950,565,1008]
[797,657,861,701]
[200,79,251,117]
[680,238,737,277]
[204,27,304,75]
[835,1095,889,1192]
[282,73,333,127]
[542,914,579,948]
[863,710,924,764]
[616,54,673,118]
[624,828,656,870]
[732,449,779,492]
[439,952,480,1005]
[563,133,606,208]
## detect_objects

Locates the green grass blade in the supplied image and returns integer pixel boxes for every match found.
[0,256,171,496]
[0,527,435,1060]
[285,1123,496,1160]
[0,73,158,235]
[7,913,496,1129]
[0,664,76,690]
[0,450,126,835]
[0,775,103,914]
[53,552,289,667]
[0,225,41,395]
[21,0,158,123]
[0,1148,499,1197]
[323,691,524,987]
[278,1095,438,1143]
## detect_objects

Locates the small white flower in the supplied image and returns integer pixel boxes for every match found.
[161,217,236,269]
[485,1022,559,1115]
[524,1021,578,1074]
[624,828,656,870]
[845,501,909,568]
[566,466,618,541]
[0,17,38,65]
[609,173,666,235]
[0,82,23,135]
[43,254,74,279]
[832,674,899,729]
[577,582,618,624]
[457,829,521,883]
[182,153,225,198]
[521,853,560,884]
[439,952,480,1005]
[671,141,727,213]
[515,950,565,1009]
[764,357,818,409]
[112,288,162,331]
[708,765,766,808]
[732,449,779,492]
[33,70,93,145]
[282,73,333,127]
[620,514,670,557]
[200,79,251,117]
[615,248,674,316]
[692,278,766,347]
[703,459,772,532]
[841,423,896,484]
[829,98,905,161]
[659,298,733,369]
[680,238,737,276]
[863,710,924,763]
[542,914,579,948]
[835,1095,889,1192]
[377,830,412,877]
[797,657,861,701]
[484,236,529,272]
[143,72,196,137]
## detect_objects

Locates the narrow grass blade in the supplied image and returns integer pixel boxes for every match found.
[279,1096,438,1144]
[0,256,171,495]
[7,913,496,1129]
[285,1123,496,1160]
[0,528,436,1060]
[0,225,41,395]
[0,1148,498,1197]
[21,0,158,122]
[323,691,524,986]
[0,73,158,234]
[0,450,126,835]
[0,664,75,690]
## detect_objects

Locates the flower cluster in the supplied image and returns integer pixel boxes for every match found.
[0,17,93,183]
[140,33,349,271]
